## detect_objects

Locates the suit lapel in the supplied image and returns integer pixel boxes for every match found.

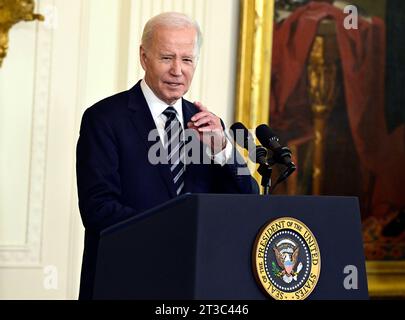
[127,82,176,197]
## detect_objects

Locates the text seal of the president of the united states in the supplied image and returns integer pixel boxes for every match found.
[253,217,321,300]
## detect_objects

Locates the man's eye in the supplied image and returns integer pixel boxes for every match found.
[162,57,171,61]
[183,59,193,63]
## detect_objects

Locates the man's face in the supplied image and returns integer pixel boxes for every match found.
[140,26,198,105]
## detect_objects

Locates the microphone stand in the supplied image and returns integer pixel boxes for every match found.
[258,163,273,195]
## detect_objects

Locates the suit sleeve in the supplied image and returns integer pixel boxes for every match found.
[76,108,137,232]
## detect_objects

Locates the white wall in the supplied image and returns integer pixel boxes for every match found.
[0,0,239,299]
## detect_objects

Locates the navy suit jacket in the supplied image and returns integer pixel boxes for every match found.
[76,81,258,299]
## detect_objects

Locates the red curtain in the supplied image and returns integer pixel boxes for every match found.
[270,2,405,216]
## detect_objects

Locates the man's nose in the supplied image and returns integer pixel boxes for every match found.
[170,59,182,76]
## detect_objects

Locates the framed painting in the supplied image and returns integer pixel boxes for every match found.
[235,0,405,298]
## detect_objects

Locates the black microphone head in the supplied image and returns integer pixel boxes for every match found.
[230,122,268,164]
[230,122,247,132]
[230,122,252,149]
[256,124,296,168]
[255,124,279,150]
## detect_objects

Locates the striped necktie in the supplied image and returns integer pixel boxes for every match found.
[163,106,185,195]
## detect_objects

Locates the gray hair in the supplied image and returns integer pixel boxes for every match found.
[141,12,203,57]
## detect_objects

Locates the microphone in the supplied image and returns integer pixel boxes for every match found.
[229,122,267,165]
[255,124,296,183]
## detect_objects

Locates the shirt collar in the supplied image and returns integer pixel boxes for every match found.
[140,79,184,124]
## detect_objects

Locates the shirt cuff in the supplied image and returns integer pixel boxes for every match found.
[206,138,233,166]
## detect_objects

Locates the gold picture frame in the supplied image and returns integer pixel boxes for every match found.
[366,261,405,298]
[235,0,273,130]
[234,0,405,299]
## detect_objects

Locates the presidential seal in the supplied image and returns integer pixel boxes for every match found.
[252,217,321,300]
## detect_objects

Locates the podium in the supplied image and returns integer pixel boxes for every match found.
[93,194,368,299]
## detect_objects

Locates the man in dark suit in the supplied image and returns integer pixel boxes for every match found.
[76,12,258,299]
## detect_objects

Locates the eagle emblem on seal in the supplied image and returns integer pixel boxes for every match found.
[272,238,303,284]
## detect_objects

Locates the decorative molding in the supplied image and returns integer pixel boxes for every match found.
[66,0,89,299]
[0,0,54,267]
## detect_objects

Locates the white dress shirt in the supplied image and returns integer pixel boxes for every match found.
[140,79,232,166]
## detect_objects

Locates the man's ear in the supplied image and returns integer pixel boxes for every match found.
[140,45,147,71]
